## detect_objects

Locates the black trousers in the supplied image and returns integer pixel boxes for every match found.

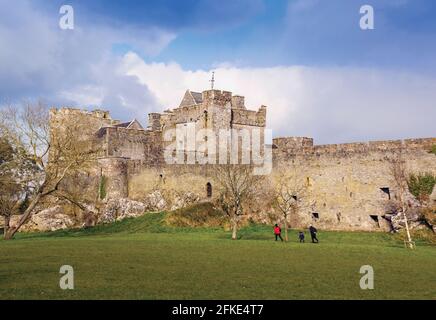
[311,233,319,243]
[275,234,283,241]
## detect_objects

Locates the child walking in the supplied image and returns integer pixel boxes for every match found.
[298,231,305,243]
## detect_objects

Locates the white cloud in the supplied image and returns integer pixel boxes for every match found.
[0,0,174,121]
[122,52,436,144]
[1,0,434,144]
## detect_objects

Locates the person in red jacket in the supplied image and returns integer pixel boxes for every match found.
[274,224,283,241]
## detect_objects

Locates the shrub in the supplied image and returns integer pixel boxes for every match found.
[407,172,435,203]
[165,202,227,228]
[418,206,436,227]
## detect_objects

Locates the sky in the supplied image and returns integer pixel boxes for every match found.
[0,0,435,144]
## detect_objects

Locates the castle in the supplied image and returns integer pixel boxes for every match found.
[50,89,436,231]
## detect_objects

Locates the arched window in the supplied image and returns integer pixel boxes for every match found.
[206,182,212,198]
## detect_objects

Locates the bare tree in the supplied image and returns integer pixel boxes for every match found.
[0,137,16,233]
[0,102,99,239]
[0,132,37,236]
[272,165,310,241]
[214,164,265,240]
[0,171,20,236]
[388,149,414,248]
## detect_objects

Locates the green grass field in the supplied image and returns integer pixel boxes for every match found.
[0,212,435,300]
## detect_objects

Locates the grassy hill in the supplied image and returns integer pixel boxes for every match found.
[1,209,435,300]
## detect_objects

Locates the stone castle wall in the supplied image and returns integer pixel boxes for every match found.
[49,91,436,232]
[102,127,163,165]
[272,137,435,231]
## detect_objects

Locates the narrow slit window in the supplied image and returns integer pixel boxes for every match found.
[370,215,380,228]
[380,187,390,200]
[206,182,212,198]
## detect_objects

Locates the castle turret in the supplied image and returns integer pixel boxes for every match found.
[231,95,246,109]
[148,113,162,131]
[202,90,233,107]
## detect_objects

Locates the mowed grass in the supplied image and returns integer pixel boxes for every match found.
[0,212,435,300]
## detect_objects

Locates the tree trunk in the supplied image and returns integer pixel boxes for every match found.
[231,218,238,240]
[400,193,414,249]
[4,193,42,240]
[3,215,10,239]
[284,218,288,242]
[4,228,14,240]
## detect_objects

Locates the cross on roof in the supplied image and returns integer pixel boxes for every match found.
[209,71,215,90]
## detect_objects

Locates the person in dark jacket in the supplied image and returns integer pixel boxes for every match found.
[298,231,305,243]
[309,225,319,243]
[274,224,283,241]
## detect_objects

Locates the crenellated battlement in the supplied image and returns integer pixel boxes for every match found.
[147,89,267,131]
[273,137,435,160]
[50,107,114,121]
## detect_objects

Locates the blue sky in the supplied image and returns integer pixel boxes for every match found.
[33,0,436,70]
[0,0,435,143]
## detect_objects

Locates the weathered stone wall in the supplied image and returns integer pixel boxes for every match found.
[50,108,118,138]
[104,127,147,160]
[232,106,266,127]
[272,137,436,231]
[97,157,129,199]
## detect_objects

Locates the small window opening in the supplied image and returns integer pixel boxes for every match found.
[380,187,391,200]
[312,212,319,220]
[370,215,380,228]
[206,182,212,198]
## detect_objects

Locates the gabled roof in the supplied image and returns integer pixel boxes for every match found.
[95,119,144,138]
[114,122,130,128]
[114,119,144,130]
[179,90,203,107]
[190,91,203,104]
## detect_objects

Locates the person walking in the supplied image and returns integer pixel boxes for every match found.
[309,225,319,243]
[274,224,283,242]
[298,231,305,243]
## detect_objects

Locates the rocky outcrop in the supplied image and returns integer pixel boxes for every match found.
[11,206,75,232]
[384,190,428,232]
[142,190,166,212]
[389,210,424,231]
[10,188,205,233]
[431,185,436,205]
[170,192,200,211]
[98,198,146,224]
